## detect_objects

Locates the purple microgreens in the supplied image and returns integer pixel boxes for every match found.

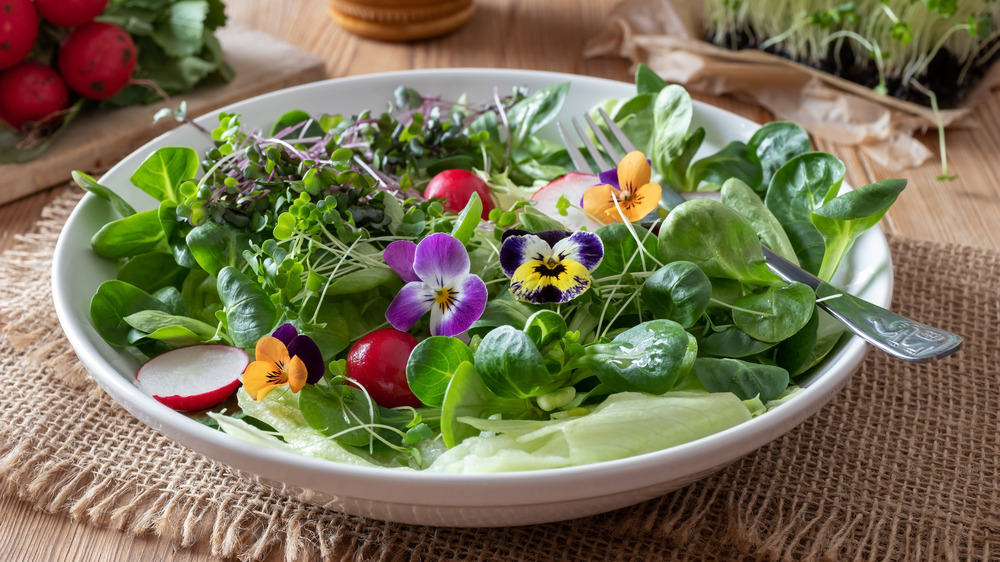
[270,120,307,142]
[499,229,604,304]
[384,233,488,337]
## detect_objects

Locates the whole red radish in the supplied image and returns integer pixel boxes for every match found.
[58,22,136,100]
[0,62,70,129]
[346,328,423,409]
[135,345,249,412]
[0,0,39,70]
[424,169,495,220]
[36,0,109,28]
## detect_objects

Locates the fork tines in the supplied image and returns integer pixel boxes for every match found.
[558,108,639,174]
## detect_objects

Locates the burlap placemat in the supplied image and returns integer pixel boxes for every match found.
[1,187,997,561]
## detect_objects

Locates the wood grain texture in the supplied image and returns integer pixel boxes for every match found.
[0,0,998,560]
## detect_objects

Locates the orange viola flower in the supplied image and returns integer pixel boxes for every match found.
[582,150,662,224]
[242,336,308,401]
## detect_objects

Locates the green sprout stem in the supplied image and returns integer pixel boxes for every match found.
[594,235,647,337]
[601,288,643,340]
[878,2,901,24]
[823,30,889,95]
[902,21,975,86]
[709,297,774,317]
[609,194,664,269]
[759,15,812,52]
[909,79,956,180]
[959,28,1000,84]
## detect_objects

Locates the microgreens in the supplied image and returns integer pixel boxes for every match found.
[704,0,1000,179]
[706,0,998,86]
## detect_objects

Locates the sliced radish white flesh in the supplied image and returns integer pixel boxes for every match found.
[529,172,603,231]
[135,345,249,412]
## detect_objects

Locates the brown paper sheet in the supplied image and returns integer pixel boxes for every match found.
[586,0,1000,171]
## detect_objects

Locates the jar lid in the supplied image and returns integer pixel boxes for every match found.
[329,0,475,42]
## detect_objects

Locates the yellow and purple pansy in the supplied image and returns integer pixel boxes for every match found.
[242,323,324,401]
[383,233,488,337]
[499,229,604,304]
[582,150,662,224]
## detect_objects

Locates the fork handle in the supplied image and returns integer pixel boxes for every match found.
[814,284,963,362]
[761,247,963,362]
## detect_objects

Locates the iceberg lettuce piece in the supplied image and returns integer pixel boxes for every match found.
[765,385,804,409]
[217,388,387,468]
[743,395,767,417]
[428,391,752,472]
[425,433,574,473]
[208,412,291,451]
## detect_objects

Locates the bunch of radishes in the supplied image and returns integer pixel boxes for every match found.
[0,0,137,130]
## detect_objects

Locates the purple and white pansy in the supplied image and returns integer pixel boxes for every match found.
[499,229,604,304]
[383,233,488,337]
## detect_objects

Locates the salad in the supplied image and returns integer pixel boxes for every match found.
[77,65,904,473]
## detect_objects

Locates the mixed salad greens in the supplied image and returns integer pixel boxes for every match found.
[78,65,904,473]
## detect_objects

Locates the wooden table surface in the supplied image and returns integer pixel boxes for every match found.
[2,0,998,560]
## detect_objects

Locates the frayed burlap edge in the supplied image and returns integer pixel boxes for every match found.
[0,189,283,560]
[1,186,997,561]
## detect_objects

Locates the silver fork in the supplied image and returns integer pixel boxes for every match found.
[558,109,963,362]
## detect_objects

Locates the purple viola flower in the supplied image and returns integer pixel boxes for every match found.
[271,323,325,384]
[499,229,604,304]
[383,233,488,337]
[382,240,420,283]
[598,166,620,190]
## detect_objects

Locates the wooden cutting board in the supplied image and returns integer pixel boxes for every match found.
[0,25,327,206]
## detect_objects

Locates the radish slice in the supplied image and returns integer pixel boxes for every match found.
[529,172,603,231]
[135,345,249,412]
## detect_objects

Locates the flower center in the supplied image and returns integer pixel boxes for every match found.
[266,360,289,384]
[610,189,643,212]
[434,287,457,312]
[533,261,568,279]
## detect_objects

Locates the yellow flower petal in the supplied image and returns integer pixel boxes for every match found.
[617,151,652,194]
[582,184,622,224]
[286,355,308,393]
[250,383,281,401]
[242,359,284,401]
[510,258,591,303]
[618,182,662,222]
[255,336,289,365]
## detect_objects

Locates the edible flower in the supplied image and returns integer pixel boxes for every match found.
[582,150,662,224]
[242,324,324,400]
[499,229,604,304]
[270,323,325,384]
[384,233,488,337]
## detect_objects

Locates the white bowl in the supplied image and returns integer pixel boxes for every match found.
[51,68,892,527]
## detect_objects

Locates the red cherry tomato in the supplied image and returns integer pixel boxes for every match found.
[57,22,137,100]
[36,0,108,28]
[346,328,422,408]
[0,62,70,129]
[0,0,39,70]
[424,169,496,220]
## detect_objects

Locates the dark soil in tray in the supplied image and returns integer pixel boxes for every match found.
[707,29,1000,110]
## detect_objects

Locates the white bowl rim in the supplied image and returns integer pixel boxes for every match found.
[50,67,892,509]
